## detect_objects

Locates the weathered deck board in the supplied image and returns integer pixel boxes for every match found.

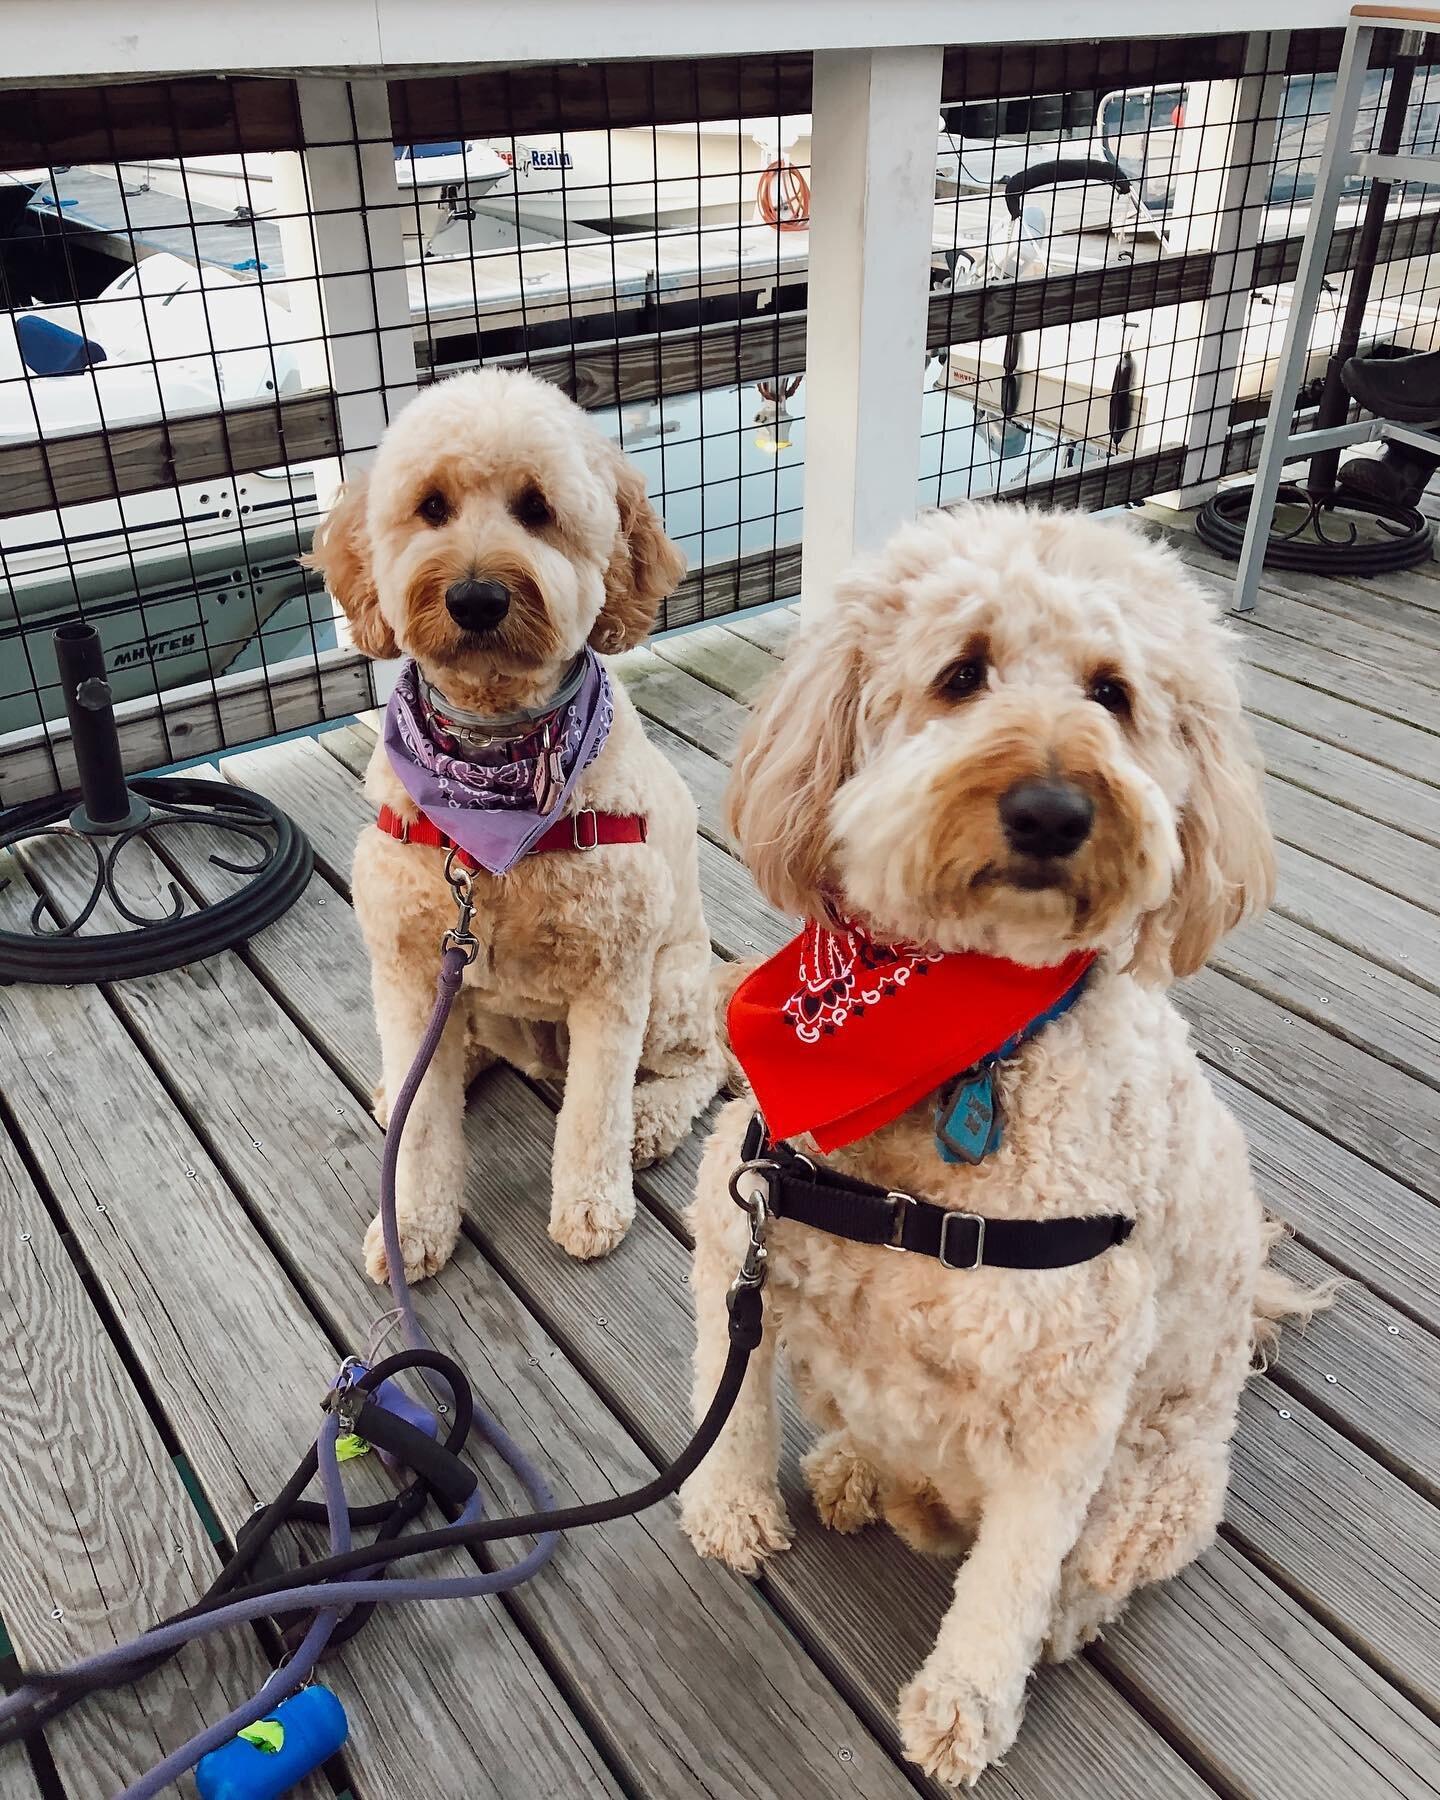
[0,868,619,1800]
[1265,1236,1440,1502]
[0,1131,312,1799]
[1270,839,1440,989]
[22,826,918,1800]
[1092,1543,1440,1800]
[1230,1383,1440,1714]
[1214,910,1440,1088]
[1250,714,1440,848]
[1159,522,1440,644]
[0,1752,37,1800]
[1212,1068,1440,1331]
[654,627,787,704]
[1240,663,1440,785]
[1181,964,1440,1206]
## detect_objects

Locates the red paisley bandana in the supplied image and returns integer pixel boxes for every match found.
[728,918,1095,1152]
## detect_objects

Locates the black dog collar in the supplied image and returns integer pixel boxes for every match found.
[737,1114,1134,1272]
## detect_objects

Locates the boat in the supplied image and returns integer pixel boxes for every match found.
[99,117,963,255]
[942,165,1440,459]
[0,252,326,734]
[108,143,513,253]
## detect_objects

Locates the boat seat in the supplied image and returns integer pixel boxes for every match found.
[16,313,107,377]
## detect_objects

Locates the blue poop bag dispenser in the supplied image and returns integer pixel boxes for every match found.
[196,1686,348,1800]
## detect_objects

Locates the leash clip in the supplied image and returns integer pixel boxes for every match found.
[728,1158,777,1290]
[442,847,480,966]
[325,1354,368,1432]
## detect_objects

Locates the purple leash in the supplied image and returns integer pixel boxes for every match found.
[0,945,559,1797]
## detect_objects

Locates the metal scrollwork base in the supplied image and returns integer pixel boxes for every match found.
[0,777,313,985]
[1196,481,1435,577]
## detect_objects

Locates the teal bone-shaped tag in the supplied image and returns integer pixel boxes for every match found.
[935,1067,1004,1164]
[931,970,1092,1165]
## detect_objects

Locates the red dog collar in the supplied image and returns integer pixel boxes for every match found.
[377,803,647,867]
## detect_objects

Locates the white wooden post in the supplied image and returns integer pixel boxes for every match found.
[1170,32,1290,506]
[799,45,945,618]
[279,78,417,692]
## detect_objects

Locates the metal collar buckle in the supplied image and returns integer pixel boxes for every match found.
[885,1191,915,1251]
[572,808,600,851]
[940,1210,987,1271]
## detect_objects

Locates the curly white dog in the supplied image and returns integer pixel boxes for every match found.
[680,504,1326,1787]
[310,368,722,1281]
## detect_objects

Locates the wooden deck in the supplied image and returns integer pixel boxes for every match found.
[1,523,1438,1800]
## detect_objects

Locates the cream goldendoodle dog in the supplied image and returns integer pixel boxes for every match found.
[680,505,1324,1786]
[310,368,721,1279]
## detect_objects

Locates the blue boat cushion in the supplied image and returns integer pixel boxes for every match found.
[16,313,107,377]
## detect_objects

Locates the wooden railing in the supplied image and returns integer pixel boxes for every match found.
[2,21,1424,798]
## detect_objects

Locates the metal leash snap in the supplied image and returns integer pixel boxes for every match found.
[441,847,480,965]
[728,1158,777,1290]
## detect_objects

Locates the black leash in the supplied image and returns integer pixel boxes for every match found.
[0,1280,764,1736]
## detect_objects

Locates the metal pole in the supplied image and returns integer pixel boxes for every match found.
[52,624,149,835]
[1231,16,1376,611]
[1308,32,1421,497]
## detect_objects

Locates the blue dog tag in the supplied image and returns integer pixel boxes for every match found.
[935,1069,1003,1164]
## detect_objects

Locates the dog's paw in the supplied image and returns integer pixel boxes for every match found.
[1042,1584,1116,1663]
[680,1477,792,1577]
[802,1435,881,1534]
[371,1082,390,1130]
[363,1209,459,1285]
[1076,1459,1220,1595]
[631,1078,700,1168]
[548,1181,634,1260]
[897,1665,1023,1789]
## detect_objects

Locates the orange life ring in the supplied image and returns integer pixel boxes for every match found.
[757,157,811,230]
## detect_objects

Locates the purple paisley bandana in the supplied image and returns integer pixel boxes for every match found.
[383,651,614,874]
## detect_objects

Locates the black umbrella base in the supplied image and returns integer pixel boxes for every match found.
[1196,480,1434,578]
[0,776,313,984]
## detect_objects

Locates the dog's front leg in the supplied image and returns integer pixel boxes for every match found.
[897,1428,1120,1786]
[678,1109,790,1575]
[365,957,470,1284]
[549,988,648,1258]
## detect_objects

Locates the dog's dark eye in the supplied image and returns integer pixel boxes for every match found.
[1088,674,1132,717]
[938,656,987,699]
[418,492,449,525]
[512,485,553,531]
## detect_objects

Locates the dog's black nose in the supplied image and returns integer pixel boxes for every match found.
[999,779,1095,859]
[445,577,511,632]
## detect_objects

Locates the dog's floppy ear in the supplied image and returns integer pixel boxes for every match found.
[590,447,685,654]
[1131,657,1274,982]
[304,472,398,660]
[725,606,862,923]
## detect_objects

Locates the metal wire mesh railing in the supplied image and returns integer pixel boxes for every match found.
[2,29,1435,805]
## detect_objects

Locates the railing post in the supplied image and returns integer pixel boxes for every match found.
[799,45,945,618]
[1170,32,1291,507]
[277,78,417,689]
